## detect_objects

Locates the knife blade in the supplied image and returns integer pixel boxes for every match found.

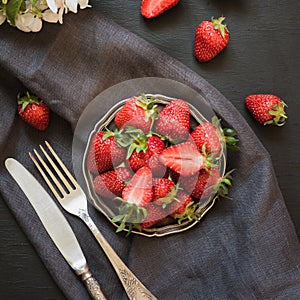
[5,158,107,300]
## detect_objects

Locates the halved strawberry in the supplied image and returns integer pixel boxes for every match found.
[154,99,190,142]
[93,167,131,199]
[114,95,158,133]
[122,166,153,206]
[112,167,153,233]
[159,142,204,176]
[141,0,180,19]
[87,131,126,174]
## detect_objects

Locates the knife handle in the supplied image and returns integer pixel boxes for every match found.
[81,269,107,300]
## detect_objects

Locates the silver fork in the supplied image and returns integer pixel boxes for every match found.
[29,141,157,300]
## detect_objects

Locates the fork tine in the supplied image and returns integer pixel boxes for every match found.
[45,141,78,187]
[29,151,62,201]
[39,144,74,192]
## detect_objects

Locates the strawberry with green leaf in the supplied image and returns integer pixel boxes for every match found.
[17,91,50,131]
[194,16,229,62]
[245,94,287,126]
[190,116,239,155]
[87,131,126,174]
[114,95,158,133]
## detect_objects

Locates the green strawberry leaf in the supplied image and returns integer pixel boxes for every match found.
[6,0,26,26]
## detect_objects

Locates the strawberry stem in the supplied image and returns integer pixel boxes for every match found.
[265,101,288,126]
[211,16,229,38]
[17,91,41,112]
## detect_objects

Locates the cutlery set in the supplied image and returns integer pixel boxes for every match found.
[5,141,157,300]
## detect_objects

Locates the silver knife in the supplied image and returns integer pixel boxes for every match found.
[5,158,107,300]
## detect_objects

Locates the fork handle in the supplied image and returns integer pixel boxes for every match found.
[80,213,157,300]
[80,268,107,300]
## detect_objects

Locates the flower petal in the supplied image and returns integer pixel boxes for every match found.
[66,0,78,13]
[46,0,58,13]
[78,0,90,9]
[42,9,59,23]
[29,16,42,32]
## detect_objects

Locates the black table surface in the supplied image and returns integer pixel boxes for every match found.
[1,1,299,299]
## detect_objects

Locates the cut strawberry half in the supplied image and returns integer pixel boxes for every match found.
[122,166,153,206]
[159,142,204,176]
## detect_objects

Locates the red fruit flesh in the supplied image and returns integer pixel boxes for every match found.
[122,166,153,206]
[141,0,180,19]
[159,142,204,176]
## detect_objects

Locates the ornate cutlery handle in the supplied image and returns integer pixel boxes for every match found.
[80,268,107,300]
[80,212,157,300]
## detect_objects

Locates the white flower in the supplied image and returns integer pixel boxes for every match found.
[0,0,91,31]
[42,9,59,23]
[15,13,43,32]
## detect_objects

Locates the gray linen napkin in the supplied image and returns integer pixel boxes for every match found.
[1,10,300,300]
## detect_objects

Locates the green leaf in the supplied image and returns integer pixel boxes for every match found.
[6,0,25,26]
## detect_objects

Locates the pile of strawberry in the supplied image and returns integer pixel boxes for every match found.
[87,94,237,234]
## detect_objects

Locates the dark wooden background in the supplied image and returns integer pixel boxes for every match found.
[1,0,299,299]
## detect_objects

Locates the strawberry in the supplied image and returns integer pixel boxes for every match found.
[194,16,229,62]
[122,166,153,206]
[245,94,287,126]
[167,191,194,217]
[87,131,126,174]
[128,135,166,176]
[152,178,176,206]
[141,0,180,19]
[159,142,204,176]
[93,167,131,199]
[154,99,190,142]
[17,91,50,131]
[114,95,158,133]
[140,203,168,229]
[179,168,220,199]
[180,168,234,200]
[190,121,222,156]
[190,117,240,155]
[112,167,153,233]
